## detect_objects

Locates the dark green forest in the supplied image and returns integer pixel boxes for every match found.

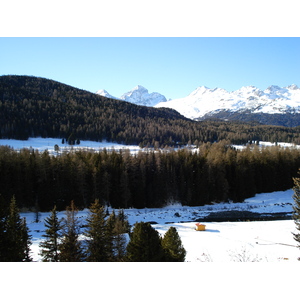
[1,141,300,211]
[2,75,300,146]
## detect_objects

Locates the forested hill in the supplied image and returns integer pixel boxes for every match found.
[0,75,189,146]
[2,75,300,146]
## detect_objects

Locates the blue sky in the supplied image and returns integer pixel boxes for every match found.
[1,37,299,100]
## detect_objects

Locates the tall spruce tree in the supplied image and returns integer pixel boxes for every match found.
[20,218,32,262]
[84,199,110,261]
[5,196,32,261]
[59,201,85,262]
[112,217,128,261]
[39,206,62,262]
[161,226,186,262]
[106,210,129,261]
[292,169,300,250]
[126,222,164,262]
[0,195,8,261]
[106,210,116,261]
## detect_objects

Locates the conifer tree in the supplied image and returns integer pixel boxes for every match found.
[0,195,8,261]
[20,217,32,262]
[59,201,85,262]
[39,205,62,262]
[292,169,300,250]
[84,199,110,261]
[106,210,116,260]
[106,210,129,261]
[161,226,186,262]
[126,222,164,262]
[116,209,130,234]
[5,196,32,261]
[112,218,127,261]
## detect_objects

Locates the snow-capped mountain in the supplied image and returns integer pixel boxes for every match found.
[154,84,300,121]
[96,84,300,125]
[95,89,119,100]
[96,85,168,107]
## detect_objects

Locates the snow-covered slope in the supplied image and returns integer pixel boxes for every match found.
[96,85,168,107]
[155,85,300,120]
[23,189,299,262]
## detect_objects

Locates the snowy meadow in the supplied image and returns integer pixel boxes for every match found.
[23,189,299,263]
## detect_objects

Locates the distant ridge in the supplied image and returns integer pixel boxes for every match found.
[96,85,168,107]
[97,84,300,126]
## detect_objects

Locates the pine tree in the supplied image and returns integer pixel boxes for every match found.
[161,226,186,262]
[116,209,130,234]
[0,195,8,261]
[59,200,85,262]
[292,169,300,250]
[5,196,32,261]
[126,222,164,262]
[112,218,127,261]
[84,199,110,261]
[106,210,116,261]
[106,210,129,261]
[39,205,62,262]
[20,217,32,262]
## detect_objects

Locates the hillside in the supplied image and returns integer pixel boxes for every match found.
[0,75,189,146]
[2,75,300,146]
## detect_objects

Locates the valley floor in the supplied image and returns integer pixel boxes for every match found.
[24,189,299,262]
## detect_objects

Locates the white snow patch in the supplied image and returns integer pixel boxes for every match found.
[21,189,299,262]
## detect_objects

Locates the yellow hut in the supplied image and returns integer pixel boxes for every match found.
[195,223,206,231]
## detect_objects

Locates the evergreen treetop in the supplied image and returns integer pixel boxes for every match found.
[4,196,32,262]
[59,201,85,262]
[84,199,110,262]
[126,221,164,262]
[39,205,62,262]
[161,226,186,262]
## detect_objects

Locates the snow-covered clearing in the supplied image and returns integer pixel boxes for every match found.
[21,189,298,263]
[0,137,142,154]
[1,137,299,155]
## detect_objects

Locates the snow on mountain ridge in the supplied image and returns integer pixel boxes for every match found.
[120,85,167,106]
[155,84,300,119]
[96,85,167,107]
[95,89,120,100]
[96,84,300,120]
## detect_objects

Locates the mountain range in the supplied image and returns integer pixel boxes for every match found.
[97,84,300,126]
[96,85,168,107]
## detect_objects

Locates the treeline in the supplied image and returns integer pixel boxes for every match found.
[1,141,300,211]
[2,75,300,146]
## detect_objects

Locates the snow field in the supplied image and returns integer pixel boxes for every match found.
[23,195,299,263]
[0,137,142,155]
[153,220,299,262]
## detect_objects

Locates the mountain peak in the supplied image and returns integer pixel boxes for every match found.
[189,86,210,97]
[265,85,282,92]
[286,84,299,90]
[119,86,167,107]
[155,84,300,121]
[133,85,148,92]
[95,89,119,100]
